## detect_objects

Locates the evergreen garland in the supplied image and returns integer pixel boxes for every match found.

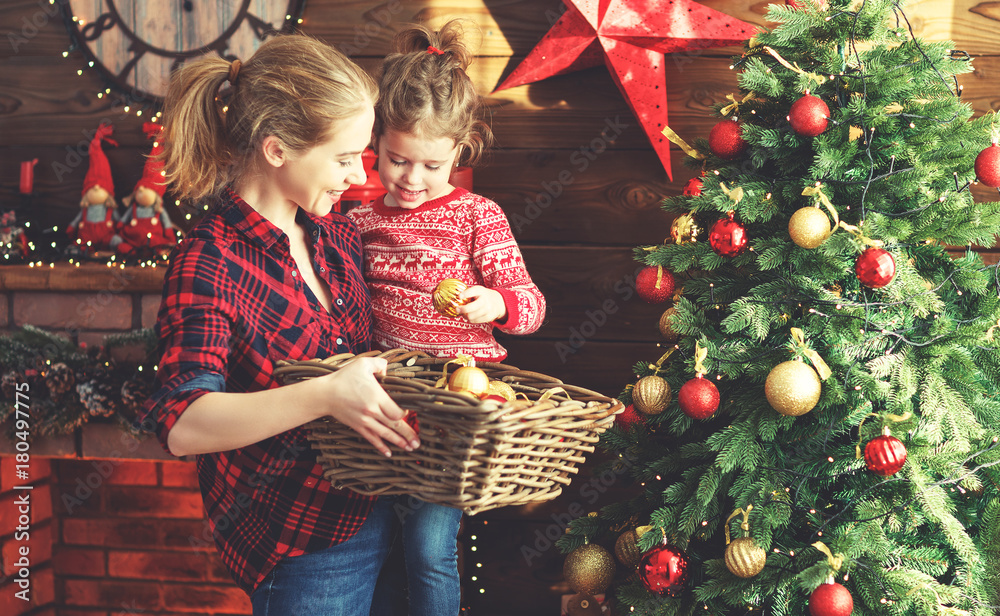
[559,0,1000,614]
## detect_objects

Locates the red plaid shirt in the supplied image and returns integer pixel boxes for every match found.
[141,188,375,595]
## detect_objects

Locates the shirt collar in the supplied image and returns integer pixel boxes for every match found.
[218,186,338,250]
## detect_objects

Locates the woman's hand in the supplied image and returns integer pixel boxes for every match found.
[318,356,420,457]
[456,286,506,323]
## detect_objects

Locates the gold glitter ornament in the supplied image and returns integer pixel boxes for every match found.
[614,529,642,569]
[432,278,469,317]
[658,306,680,343]
[724,537,767,578]
[448,366,490,398]
[670,213,702,244]
[788,206,833,249]
[486,379,516,402]
[633,375,672,415]
[566,593,603,616]
[765,360,821,416]
[564,543,616,595]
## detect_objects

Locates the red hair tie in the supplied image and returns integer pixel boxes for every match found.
[427,45,445,55]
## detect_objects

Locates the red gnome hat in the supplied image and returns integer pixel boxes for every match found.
[82,123,117,197]
[133,122,166,197]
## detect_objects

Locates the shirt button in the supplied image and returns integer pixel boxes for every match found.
[291,270,298,277]
[336,298,344,306]
[305,478,316,487]
[336,337,344,345]
[320,266,326,273]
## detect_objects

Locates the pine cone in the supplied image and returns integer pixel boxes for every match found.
[76,380,118,418]
[45,362,75,399]
[120,379,152,417]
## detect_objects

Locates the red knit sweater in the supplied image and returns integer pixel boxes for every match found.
[346,188,546,361]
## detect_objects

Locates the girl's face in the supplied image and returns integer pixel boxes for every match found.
[377,128,460,210]
[278,106,375,216]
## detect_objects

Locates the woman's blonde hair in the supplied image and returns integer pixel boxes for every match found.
[159,35,377,201]
[376,20,494,166]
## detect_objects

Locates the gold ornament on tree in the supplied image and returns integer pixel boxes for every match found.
[723,505,766,578]
[615,525,652,569]
[790,184,838,249]
[658,306,680,343]
[671,212,702,244]
[632,349,675,415]
[432,278,469,317]
[564,541,616,596]
[765,328,831,416]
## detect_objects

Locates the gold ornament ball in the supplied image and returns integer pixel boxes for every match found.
[671,213,702,244]
[658,306,680,344]
[724,537,767,578]
[788,207,832,249]
[566,593,603,616]
[765,360,821,416]
[432,278,469,317]
[448,366,490,398]
[633,375,672,416]
[486,379,516,402]
[614,529,642,568]
[564,543,616,595]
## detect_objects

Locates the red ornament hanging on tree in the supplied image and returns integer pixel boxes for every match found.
[864,430,907,476]
[709,119,746,160]
[808,582,854,616]
[709,212,748,257]
[974,141,1000,188]
[679,341,720,420]
[855,247,895,288]
[636,265,675,304]
[683,176,703,196]
[492,0,757,179]
[615,404,644,430]
[638,539,690,597]
[788,94,830,137]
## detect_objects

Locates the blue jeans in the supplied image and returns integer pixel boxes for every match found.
[370,496,462,616]
[250,497,396,615]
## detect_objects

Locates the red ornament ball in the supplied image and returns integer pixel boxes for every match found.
[974,142,1000,188]
[709,214,748,257]
[789,94,830,137]
[864,434,907,476]
[809,582,854,616]
[636,266,675,304]
[855,247,895,288]
[683,177,703,196]
[709,120,746,160]
[639,542,690,597]
[678,374,720,419]
[616,404,644,430]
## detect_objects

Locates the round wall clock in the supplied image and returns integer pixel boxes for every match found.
[61,0,307,106]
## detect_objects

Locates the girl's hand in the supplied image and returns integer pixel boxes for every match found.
[319,356,419,457]
[456,286,506,324]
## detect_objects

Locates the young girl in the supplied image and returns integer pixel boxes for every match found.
[140,35,419,614]
[347,20,546,616]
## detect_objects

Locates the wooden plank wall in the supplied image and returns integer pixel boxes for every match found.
[1,0,998,614]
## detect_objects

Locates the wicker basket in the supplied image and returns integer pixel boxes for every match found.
[274,349,623,514]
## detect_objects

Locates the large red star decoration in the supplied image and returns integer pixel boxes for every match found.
[494,0,757,179]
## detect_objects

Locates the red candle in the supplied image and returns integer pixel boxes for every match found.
[20,159,37,195]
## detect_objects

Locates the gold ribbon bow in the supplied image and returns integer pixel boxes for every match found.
[719,182,745,205]
[721,92,756,117]
[647,348,677,375]
[434,354,476,388]
[790,328,832,381]
[537,387,572,403]
[812,541,844,572]
[724,504,753,545]
[838,221,885,248]
[693,340,709,375]
[661,126,706,160]
[763,46,827,87]
[801,183,841,228]
[855,412,912,458]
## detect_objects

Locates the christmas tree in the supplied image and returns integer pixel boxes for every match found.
[558,0,1000,614]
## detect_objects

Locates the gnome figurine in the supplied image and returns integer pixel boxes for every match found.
[112,122,178,257]
[67,124,119,254]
